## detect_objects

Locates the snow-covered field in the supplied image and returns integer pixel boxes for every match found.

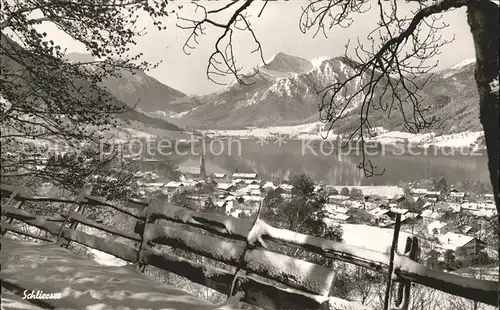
[200,123,484,149]
[5,222,495,310]
[80,226,130,266]
[201,122,328,139]
[325,223,416,254]
[372,130,484,148]
[103,126,200,144]
[89,248,128,266]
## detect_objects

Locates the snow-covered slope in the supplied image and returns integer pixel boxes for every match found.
[259,52,313,77]
[369,130,484,148]
[451,58,476,70]
[335,224,415,253]
[171,56,481,139]
[80,226,129,266]
[200,122,485,149]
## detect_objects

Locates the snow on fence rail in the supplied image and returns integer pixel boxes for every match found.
[1,183,498,309]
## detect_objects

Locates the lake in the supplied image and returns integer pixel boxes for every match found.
[133,139,490,186]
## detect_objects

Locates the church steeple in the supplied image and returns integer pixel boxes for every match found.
[200,154,206,179]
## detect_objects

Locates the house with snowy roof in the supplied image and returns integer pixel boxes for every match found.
[279,184,294,192]
[425,191,441,202]
[231,179,247,188]
[327,195,350,203]
[323,204,349,214]
[421,209,443,225]
[369,207,390,218]
[213,173,227,179]
[244,179,261,185]
[482,193,494,203]
[437,232,486,261]
[232,172,258,179]
[401,212,420,223]
[427,221,449,235]
[449,191,466,202]
[250,189,262,196]
[411,188,429,196]
[217,183,236,192]
[413,197,427,210]
[165,181,184,189]
[247,184,261,190]
[324,213,351,223]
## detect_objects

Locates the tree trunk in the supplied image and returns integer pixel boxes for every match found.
[467,0,500,290]
[466,0,500,215]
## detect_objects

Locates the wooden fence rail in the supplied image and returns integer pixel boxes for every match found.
[1,184,498,309]
[137,198,499,305]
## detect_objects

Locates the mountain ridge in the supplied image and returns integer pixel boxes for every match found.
[0,37,183,143]
[65,53,189,114]
[63,51,481,138]
[166,54,480,136]
[167,55,383,129]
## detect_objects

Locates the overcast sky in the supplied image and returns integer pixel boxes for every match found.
[47,1,475,96]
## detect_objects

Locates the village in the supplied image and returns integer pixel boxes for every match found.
[134,155,498,274]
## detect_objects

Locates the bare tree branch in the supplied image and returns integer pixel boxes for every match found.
[176,0,499,211]
[176,0,267,85]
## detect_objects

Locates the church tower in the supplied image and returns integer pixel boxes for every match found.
[200,153,207,180]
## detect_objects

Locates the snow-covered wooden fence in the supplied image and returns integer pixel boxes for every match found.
[1,183,498,310]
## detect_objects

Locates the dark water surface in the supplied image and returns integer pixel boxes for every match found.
[134,140,489,185]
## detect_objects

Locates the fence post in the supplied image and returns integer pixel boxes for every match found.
[228,200,264,298]
[383,214,402,310]
[57,184,93,247]
[392,236,419,310]
[135,199,152,272]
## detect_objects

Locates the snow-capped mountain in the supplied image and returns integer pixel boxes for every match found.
[259,52,314,77]
[173,53,371,129]
[63,50,481,137]
[171,53,481,135]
